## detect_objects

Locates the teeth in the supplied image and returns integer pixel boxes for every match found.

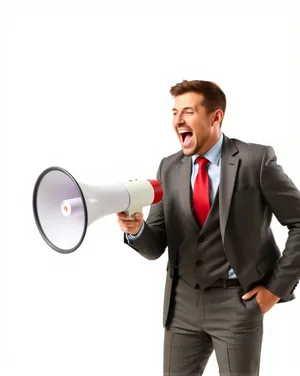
[178,129,192,134]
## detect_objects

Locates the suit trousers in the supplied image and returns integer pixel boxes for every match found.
[164,274,264,376]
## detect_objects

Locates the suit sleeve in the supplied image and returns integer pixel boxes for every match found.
[123,157,167,260]
[260,145,300,300]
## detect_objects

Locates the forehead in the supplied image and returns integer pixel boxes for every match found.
[173,92,204,111]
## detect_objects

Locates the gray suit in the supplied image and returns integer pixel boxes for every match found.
[124,133,300,375]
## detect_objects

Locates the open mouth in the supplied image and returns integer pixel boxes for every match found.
[179,130,193,146]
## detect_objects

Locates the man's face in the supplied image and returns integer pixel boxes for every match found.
[172,92,217,156]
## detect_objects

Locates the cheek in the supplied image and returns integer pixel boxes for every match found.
[192,126,201,136]
[193,122,206,134]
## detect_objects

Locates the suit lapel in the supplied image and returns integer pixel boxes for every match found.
[175,134,240,240]
[219,135,240,244]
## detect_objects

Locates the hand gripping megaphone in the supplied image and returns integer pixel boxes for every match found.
[32,166,163,254]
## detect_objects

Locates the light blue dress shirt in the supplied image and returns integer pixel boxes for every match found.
[126,132,237,279]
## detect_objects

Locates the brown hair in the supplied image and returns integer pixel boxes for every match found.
[170,80,226,126]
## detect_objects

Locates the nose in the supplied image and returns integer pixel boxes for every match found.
[174,113,185,127]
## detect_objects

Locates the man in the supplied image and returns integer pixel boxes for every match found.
[117,80,300,375]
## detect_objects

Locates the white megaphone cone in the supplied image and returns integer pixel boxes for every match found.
[32,166,163,254]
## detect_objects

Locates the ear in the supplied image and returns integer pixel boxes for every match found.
[212,109,224,126]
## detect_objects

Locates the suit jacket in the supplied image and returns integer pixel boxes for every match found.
[124,133,300,327]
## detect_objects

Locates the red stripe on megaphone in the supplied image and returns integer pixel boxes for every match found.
[147,179,163,204]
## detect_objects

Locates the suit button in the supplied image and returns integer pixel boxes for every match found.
[196,260,203,267]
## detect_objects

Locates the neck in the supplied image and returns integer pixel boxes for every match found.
[198,132,221,155]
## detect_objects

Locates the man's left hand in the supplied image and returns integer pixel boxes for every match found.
[242,285,280,314]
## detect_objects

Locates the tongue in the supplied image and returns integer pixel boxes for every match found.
[184,133,192,145]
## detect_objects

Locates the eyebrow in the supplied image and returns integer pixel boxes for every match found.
[172,106,195,112]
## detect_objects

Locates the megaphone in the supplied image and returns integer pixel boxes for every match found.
[32,166,163,254]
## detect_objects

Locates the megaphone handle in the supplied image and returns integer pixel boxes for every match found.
[124,208,141,221]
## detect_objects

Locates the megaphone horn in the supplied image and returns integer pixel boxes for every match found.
[32,166,163,254]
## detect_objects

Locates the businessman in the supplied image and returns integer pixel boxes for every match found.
[117,80,300,375]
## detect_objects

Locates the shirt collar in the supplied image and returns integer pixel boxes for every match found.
[192,132,223,165]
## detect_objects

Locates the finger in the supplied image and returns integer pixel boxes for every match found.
[134,213,143,220]
[120,224,141,234]
[118,218,142,228]
[116,212,130,219]
[242,288,258,300]
[117,214,144,222]
[242,287,259,299]
[117,212,143,220]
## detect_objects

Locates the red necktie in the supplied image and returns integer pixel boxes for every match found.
[193,156,210,226]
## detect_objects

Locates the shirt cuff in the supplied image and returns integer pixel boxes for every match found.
[126,221,145,242]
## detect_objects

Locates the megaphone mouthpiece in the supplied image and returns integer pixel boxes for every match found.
[61,197,83,217]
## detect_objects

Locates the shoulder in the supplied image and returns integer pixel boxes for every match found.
[159,149,184,167]
[226,135,270,161]
[154,150,184,180]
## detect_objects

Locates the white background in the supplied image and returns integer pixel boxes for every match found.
[2,2,300,375]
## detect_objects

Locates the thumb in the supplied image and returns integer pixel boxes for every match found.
[242,287,259,300]
[134,213,143,220]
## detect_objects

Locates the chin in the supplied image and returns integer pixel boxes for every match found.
[182,147,196,156]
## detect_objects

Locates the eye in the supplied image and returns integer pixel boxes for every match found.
[186,111,194,115]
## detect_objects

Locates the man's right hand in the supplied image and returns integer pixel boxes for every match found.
[116,212,144,236]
